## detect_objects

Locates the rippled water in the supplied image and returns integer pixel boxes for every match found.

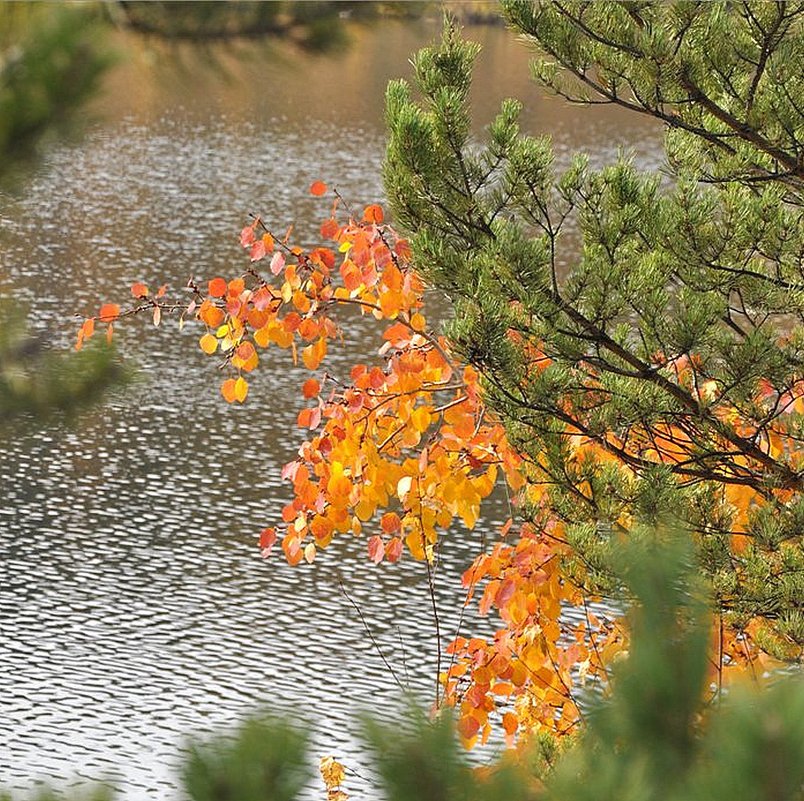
[0,16,663,800]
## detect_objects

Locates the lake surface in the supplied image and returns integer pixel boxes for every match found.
[0,13,663,800]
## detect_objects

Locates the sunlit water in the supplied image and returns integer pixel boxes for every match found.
[0,15,663,800]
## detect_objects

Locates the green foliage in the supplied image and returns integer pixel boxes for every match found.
[183,717,310,801]
[116,1,365,51]
[0,791,112,801]
[383,6,804,658]
[547,534,804,801]
[0,6,121,420]
[0,303,126,425]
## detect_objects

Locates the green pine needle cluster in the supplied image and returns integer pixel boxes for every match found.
[384,2,804,660]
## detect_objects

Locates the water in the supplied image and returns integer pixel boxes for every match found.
[0,15,663,800]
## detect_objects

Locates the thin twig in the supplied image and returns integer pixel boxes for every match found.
[338,576,405,691]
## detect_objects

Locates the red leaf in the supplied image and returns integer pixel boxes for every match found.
[240,225,256,248]
[497,577,517,607]
[367,536,385,564]
[259,527,277,549]
[270,251,285,276]
[281,461,300,482]
[386,537,403,563]
[320,218,339,240]
[250,240,266,262]
[310,180,327,196]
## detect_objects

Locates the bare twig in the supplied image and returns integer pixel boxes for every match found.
[338,576,405,691]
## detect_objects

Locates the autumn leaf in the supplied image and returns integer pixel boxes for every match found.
[310,180,328,196]
[83,186,774,750]
[320,218,339,239]
[363,204,384,224]
[302,378,320,398]
[239,224,256,248]
[208,277,227,298]
[250,240,267,262]
[221,378,237,403]
[234,376,249,403]
[386,537,403,563]
[367,535,385,564]
[98,303,120,322]
[320,756,347,801]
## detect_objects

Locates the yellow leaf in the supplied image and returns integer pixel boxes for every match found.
[411,406,431,433]
[319,756,346,789]
[199,333,218,355]
[254,324,271,348]
[409,312,426,331]
[234,376,249,403]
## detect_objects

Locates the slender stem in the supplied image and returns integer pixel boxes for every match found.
[338,576,405,691]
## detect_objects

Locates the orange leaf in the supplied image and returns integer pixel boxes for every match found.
[98,303,120,322]
[457,715,480,741]
[199,301,225,328]
[302,337,327,371]
[221,378,237,403]
[208,277,227,298]
[302,378,321,398]
[310,180,328,196]
[131,282,149,298]
[283,534,304,566]
[502,712,518,736]
[320,218,339,240]
[380,512,401,534]
[236,341,255,361]
[363,204,384,224]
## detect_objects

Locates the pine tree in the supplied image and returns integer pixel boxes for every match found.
[383,2,804,661]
